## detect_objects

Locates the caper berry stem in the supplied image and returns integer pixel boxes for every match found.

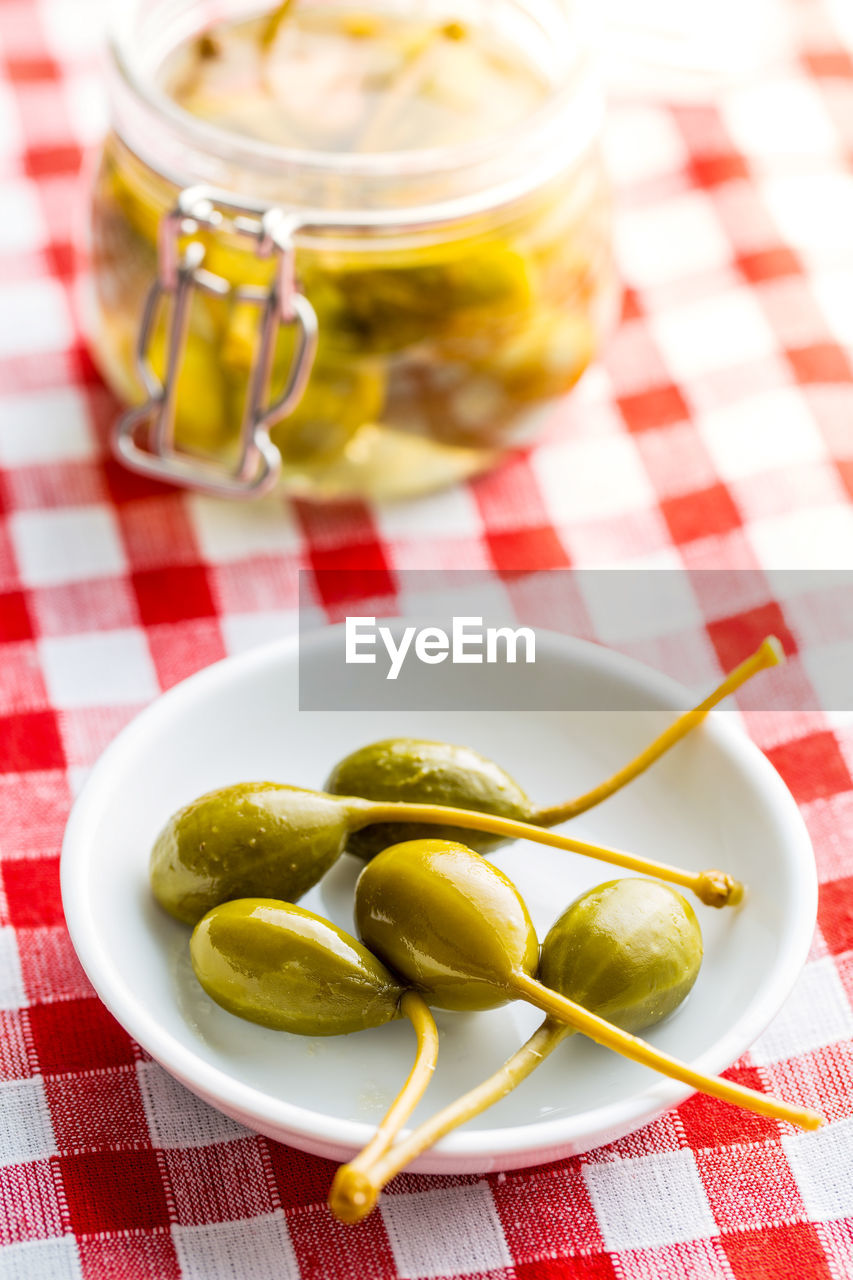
[330,1017,568,1223]
[351,799,743,908]
[261,0,296,50]
[510,970,823,1132]
[329,990,439,1224]
[534,637,784,828]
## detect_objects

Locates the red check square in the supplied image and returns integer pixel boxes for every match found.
[515,1258,617,1280]
[310,553,394,609]
[767,732,852,806]
[4,57,58,82]
[28,997,136,1074]
[618,385,690,434]
[264,1142,340,1212]
[818,874,853,955]
[0,591,33,642]
[132,565,217,627]
[678,1062,782,1147]
[662,483,742,545]
[0,711,64,771]
[803,51,853,77]
[788,343,852,385]
[22,143,83,178]
[691,153,750,186]
[60,1150,170,1234]
[3,858,62,927]
[738,248,801,283]
[102,458,175,506]
[723,1221,833,1280]
[487,527,570,573]
[707,602,797,672]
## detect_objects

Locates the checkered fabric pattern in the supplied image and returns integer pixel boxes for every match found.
[2,0,853,1274]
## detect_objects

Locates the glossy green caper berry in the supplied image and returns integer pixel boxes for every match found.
[540,878,703,1033]
[326,738,532,859]
[190,899,406,1035]
[150,783,351,924]
[355,837,539,1011]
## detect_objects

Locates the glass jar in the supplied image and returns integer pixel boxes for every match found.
[87,0,616,502]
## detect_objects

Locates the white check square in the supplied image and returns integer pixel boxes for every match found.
[616,194,731,289]
[605,105,688,186]
[749,957,853,1066]
[375,483,482,541]
[723,77,838,160]
[652,291,778,381]
[189,495,303,562]
[578,556,703,642]
[172,1216,300,1280]
[747,505,853,570]
[382,1184,512,1279]
[137,1062,249,1149]
[0,929,26,1011]
[62,71,109,147]
[583,1150,716,1251]
[761,173,853,260]
[0,1237,82,1280]
[0,182,46,254]
[812,270,853,347]
[39,630,159,708]
[531,433,655,524]
[10,507,126,587]
[0,388,94,467]
[39,0,115,59]
[0,83,22,159]
[0,279,73,358]
[0,1078,57,1167]
[221,611,298,657]
[698,390,827,482]
[783,1115,853,1222]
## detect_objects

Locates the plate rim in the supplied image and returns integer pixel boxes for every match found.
[61,628,818,1166]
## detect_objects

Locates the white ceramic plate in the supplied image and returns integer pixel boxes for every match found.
[61,629,816,1173]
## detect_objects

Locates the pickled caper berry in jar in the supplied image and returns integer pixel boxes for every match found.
[89,0,616,501]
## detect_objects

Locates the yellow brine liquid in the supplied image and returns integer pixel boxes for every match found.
[90,3,614,500]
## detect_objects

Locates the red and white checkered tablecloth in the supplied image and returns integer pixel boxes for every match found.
[2,0,853,1274]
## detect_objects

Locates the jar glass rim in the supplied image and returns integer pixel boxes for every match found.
[108,0,595,181]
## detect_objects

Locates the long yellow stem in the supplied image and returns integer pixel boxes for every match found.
[261,0,296,50]
[511,970,822,1132]
[357,800,742,908]
[535,637,784,826]
[330,1017,568,1223]
[329,991,438,1223]
[330,954,824,1224]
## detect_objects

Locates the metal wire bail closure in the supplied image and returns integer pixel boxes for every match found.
[113,185,319,499]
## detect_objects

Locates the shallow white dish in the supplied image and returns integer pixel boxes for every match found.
[61,629,816,1173]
